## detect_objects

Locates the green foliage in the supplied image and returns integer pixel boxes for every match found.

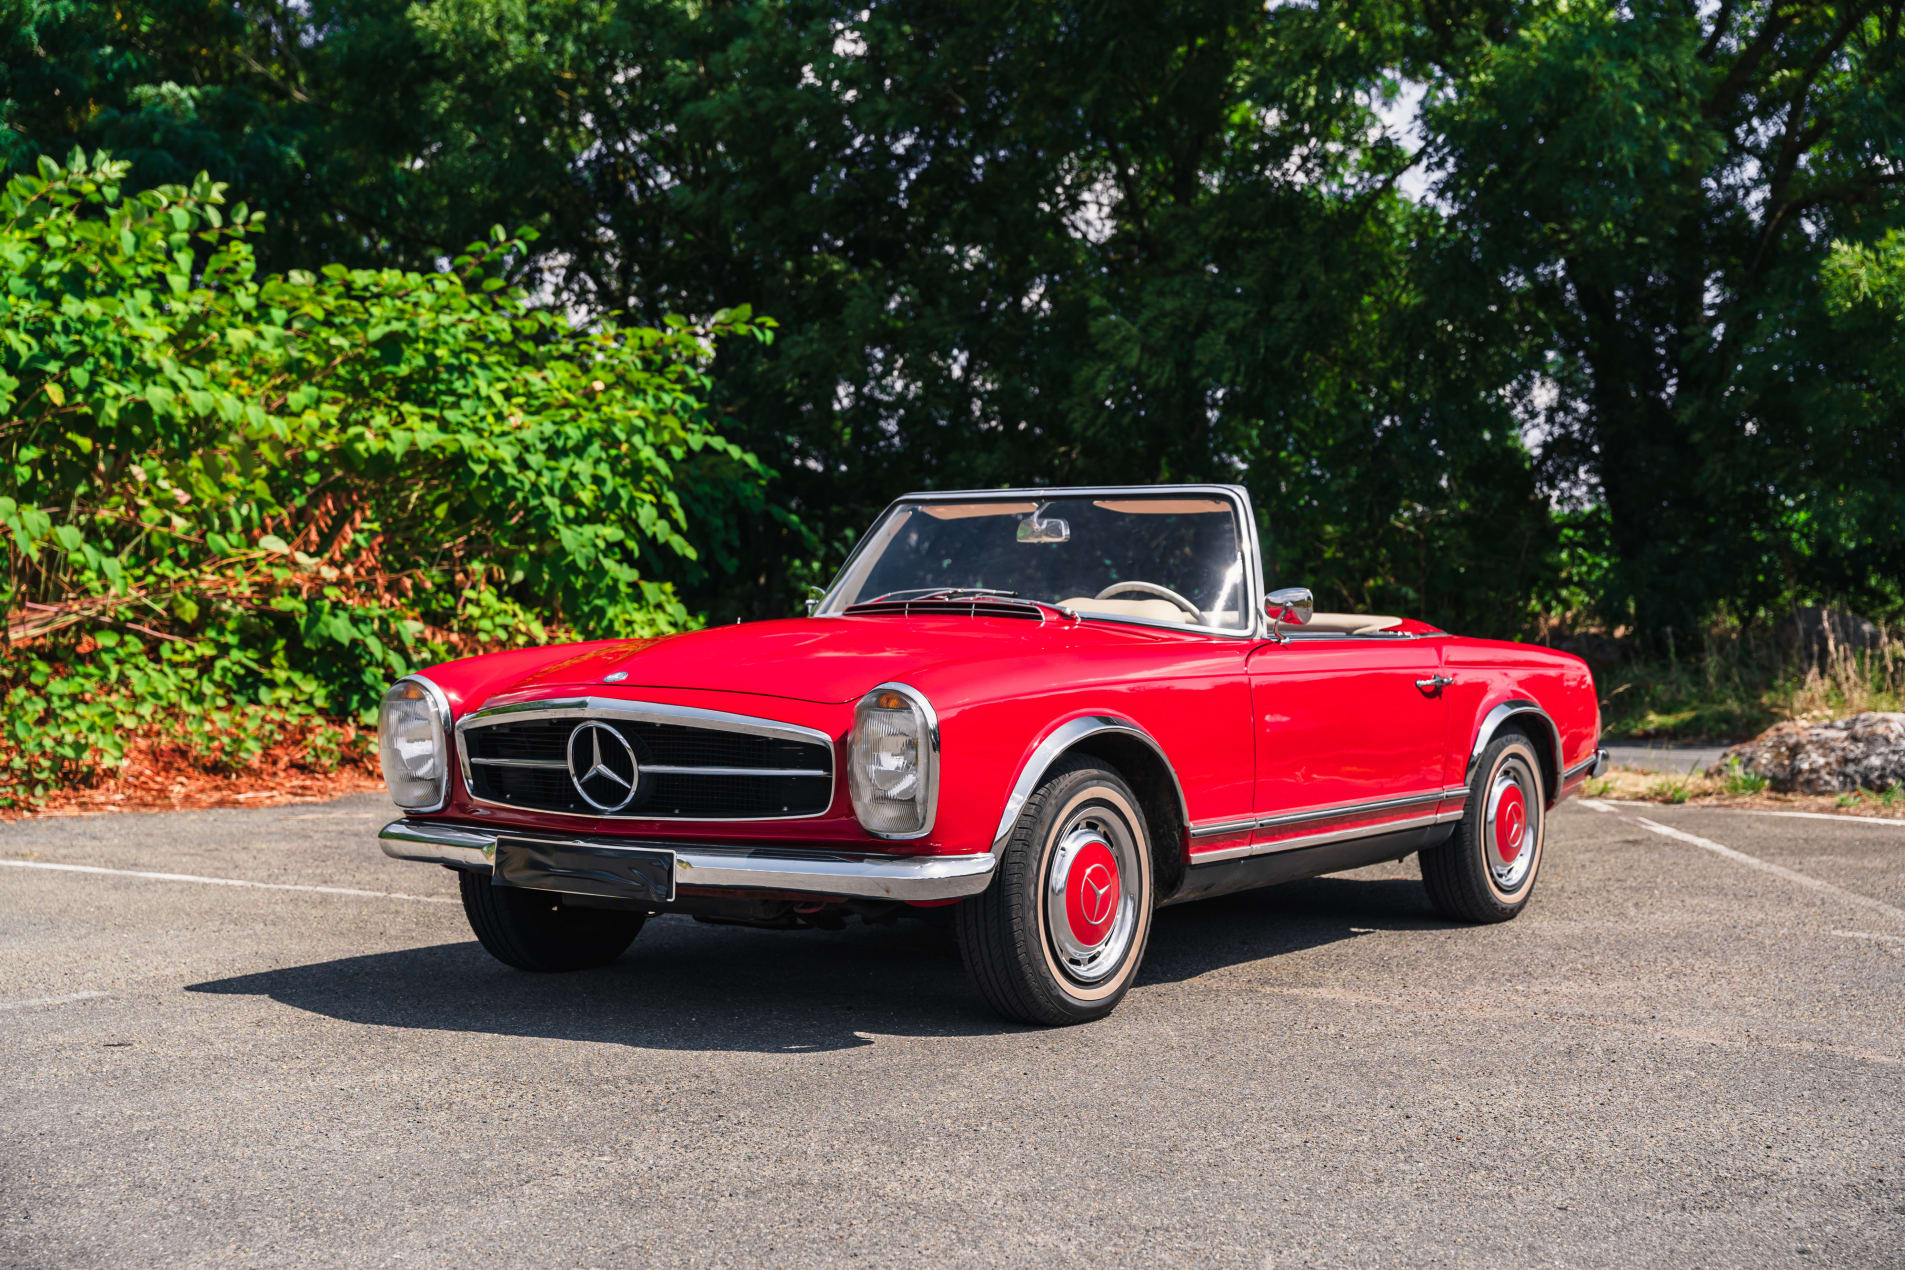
[1822,232,1905,315]
[1599,626,1904,741]
[1722,758,1769,796]
[1,0,1562,634]
[1426,0,1905,637]
[0,152,775,803]
[5,0,1903,639]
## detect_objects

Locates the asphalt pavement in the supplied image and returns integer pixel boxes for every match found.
[2,796,1902,1268]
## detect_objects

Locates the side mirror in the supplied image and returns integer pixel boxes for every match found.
[1265,587,1313,641]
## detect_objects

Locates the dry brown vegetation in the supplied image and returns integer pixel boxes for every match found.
[1583,767,1905,820]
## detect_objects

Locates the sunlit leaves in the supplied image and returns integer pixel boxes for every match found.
[0,153,777,803]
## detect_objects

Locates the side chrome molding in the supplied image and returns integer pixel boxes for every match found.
[990,715,1189,854]
[1191,813,1447,864]
[1186,784,1472,864]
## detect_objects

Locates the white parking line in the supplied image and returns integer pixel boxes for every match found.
[0,859,455,904]
[0,991,110,1012]
[1582,800,1905,924]
[1600,801,1905,830]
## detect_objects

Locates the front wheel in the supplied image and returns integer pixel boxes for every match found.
[955,758,1154,1025]
[459,872,647,971]
[1420,732,1546,923]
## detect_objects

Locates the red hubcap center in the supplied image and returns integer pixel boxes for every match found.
[1064,840,1121,946]
[1494,786,1527,864]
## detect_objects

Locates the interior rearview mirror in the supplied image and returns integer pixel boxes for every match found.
[1016,512,1070,544]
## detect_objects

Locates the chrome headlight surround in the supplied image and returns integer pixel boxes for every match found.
[848,682,939,839]
[378,674,451,812]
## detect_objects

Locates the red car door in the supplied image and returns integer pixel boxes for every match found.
[1244,636,1452,851]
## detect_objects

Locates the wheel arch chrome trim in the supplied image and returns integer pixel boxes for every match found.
[1468,698,1562,804]
[990,715,1190,854]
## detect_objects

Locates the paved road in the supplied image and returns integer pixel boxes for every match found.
[3,797,1902,1268]
[1604,743,1730,775]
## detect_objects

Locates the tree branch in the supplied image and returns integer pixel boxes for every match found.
[1698,0,1740,61]
[1704,2,1801,118]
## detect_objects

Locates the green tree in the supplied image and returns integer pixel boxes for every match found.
[0,150,775,799]
[9,1,1900,636]
[1421,0,1905,636]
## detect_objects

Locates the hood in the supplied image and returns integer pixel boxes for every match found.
[483,615,1162,706]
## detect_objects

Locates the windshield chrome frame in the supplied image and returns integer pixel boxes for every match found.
[814,484,1267,640]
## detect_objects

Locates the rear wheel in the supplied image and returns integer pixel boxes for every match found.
[458,871,646,971]
[955,758,1154,1025]
[1420,732,1546,923]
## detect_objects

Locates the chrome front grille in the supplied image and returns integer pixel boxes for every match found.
[456,701,835,821]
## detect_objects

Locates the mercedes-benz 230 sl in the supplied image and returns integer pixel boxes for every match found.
[378,485,1604,1024]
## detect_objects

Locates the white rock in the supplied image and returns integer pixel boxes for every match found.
[1711,712,1905,794]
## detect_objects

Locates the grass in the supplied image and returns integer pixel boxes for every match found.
[1644,776,1694,804]
[1597,623,1904,743]
[1583,765,1905,817]
[1720,757,1769,795]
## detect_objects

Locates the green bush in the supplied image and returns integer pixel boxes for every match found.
[1,151,777,805]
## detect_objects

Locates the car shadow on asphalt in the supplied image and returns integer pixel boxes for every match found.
[1142,875,1442,986]
[185,873,1444,1053]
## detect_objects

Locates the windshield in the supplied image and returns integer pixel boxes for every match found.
[821,493,1252,631]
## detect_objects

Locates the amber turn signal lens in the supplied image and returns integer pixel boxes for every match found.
[873,690,907,710]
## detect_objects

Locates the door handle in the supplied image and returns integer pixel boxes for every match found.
[1414,675,1454,695]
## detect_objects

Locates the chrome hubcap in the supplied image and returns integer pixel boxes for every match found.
[1484,764,1536,890]
[1044,808,1140,983]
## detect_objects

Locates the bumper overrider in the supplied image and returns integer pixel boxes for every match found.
[379,819,996,905]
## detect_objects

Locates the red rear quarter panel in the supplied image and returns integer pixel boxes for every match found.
[1440,637,1600,791]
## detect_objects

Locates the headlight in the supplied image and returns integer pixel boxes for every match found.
[379,676,449,811]
[848,683,939,838]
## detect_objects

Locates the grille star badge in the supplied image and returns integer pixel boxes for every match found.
[566,721,641,812]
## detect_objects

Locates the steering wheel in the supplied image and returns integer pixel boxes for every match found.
[1094,580,1204,620]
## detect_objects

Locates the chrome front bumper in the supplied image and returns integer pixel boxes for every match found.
[379,819,996,903]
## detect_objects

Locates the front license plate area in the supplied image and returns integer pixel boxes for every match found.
[492,837,675,905]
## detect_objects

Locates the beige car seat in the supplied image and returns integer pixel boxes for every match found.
[1059,597,1195,624]
[1302,612,1405,634]
[1061,598,1403,635]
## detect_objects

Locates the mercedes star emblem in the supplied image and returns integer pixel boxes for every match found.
[567,720,641,812]
[1079,861,1116,926]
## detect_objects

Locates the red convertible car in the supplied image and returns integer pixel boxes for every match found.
[379,485,1604,1024]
